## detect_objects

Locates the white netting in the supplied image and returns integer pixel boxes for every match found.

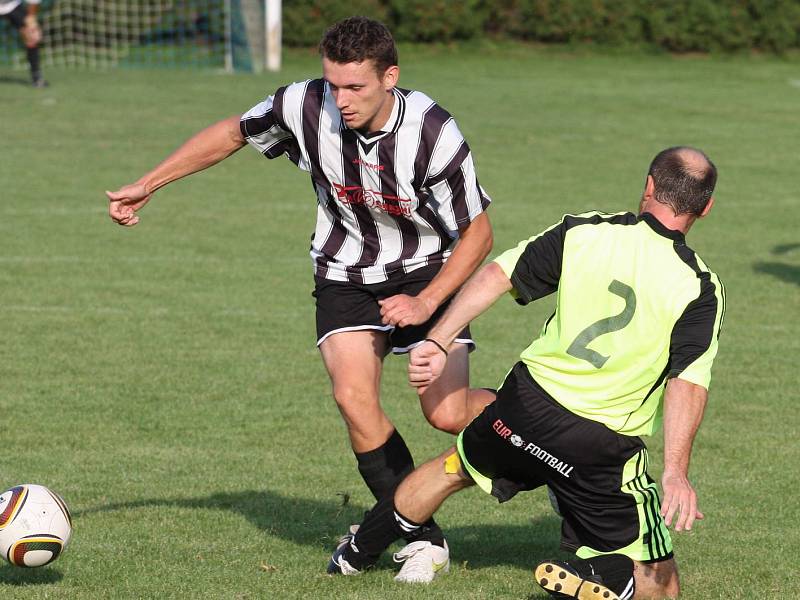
[0,0,272,71]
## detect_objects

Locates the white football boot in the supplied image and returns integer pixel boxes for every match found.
[393,540,450,583]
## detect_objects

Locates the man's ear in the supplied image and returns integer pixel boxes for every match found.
[643,174,656,200]
[699,196,714,218]
[383,65,399,90]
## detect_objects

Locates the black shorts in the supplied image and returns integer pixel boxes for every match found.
[312,264,473,354]
[457,362,673,563]
[6,4,26,30]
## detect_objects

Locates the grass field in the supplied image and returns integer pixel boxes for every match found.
[1,44,798,599]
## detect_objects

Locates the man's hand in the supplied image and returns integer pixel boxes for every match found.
[106,183,152,227]
[660,471,704,532]
[379,294,436,327]
[407,340,448,395]
[22,15,42,48]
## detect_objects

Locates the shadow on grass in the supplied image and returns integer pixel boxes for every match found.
[753,243,800,287]
[75,489,564,571]
[0,563,64,585]
[753,262,800,286]
[0,75,31,87]
[772,243,800,255]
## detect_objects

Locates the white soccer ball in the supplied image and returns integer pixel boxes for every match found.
[0,484,72,567]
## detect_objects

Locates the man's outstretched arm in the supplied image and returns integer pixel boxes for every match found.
[408,261,511,394]
[660,377,708,532]
[107,115,245,227]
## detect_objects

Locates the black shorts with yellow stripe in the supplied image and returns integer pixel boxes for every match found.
[457,361,673,563]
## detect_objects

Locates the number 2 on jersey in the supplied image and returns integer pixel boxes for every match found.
[566,280,636,368]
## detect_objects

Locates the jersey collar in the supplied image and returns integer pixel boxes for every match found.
[339,88,405,144]
[639,212,685,243]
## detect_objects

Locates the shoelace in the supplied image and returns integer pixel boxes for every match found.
[335,524,359,549]
[393,549,432,579]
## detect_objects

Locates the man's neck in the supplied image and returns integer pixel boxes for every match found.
[640,200,696,235]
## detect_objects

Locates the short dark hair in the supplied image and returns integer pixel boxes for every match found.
[319,16,398,76]
[648,146,717,216]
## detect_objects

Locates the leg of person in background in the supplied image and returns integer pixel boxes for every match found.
[8,3,46,87]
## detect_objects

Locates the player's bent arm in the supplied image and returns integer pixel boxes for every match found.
[408,261,510,392]
[426,261,510,349]
[137,115,246,194]
[379,212,493,326]
[660,377,708,531]
[417,212,494,314]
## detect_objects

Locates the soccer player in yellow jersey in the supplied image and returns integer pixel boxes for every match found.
[328,147,725,600]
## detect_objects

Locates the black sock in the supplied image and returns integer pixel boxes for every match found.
[584,554,635,599]
[26,47,41,81]
[355,429,414,500]
[343,496,403,568]
[354,429,445,546]
[345,498,442,569]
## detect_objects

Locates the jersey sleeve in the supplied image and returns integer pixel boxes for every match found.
[423,119,491,231]
[668,272,725,389]
[239,84,303,165]
[493,219,567,305]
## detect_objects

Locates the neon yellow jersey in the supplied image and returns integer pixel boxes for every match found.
[494,211,725,437]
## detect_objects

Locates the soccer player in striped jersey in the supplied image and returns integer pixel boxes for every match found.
[106,17,495,581]
[328,147,724,599]
[1,0,46,87]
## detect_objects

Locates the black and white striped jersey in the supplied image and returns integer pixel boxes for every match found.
[240,80,491,284]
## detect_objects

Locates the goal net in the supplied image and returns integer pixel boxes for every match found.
[0,0,279,72]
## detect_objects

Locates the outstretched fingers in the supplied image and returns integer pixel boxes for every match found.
[661,474,704,531]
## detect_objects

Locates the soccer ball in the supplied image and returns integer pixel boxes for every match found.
[0,484,72,567]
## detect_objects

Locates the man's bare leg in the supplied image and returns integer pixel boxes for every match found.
[633,558,680,599]
[419,344,495,434]
[319,330,392,453]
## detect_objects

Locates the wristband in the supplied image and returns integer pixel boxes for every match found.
[424,338,448,357]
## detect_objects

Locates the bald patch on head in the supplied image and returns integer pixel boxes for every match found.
[647,146,717,216]
[675,147,713,180]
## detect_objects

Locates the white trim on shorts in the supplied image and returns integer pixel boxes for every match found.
[316,326,475,355]
[316,324,394,347]
[391,337,475,355]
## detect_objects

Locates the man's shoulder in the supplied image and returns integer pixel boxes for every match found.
[560,210,637,230]
[673,242,721,284]
[396,88,453,121]
[277,78,323,95]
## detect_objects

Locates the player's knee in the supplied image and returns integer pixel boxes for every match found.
[635,580,679,599]
[661,575,680,598]
[331,383,376,414]
[424,410,464,435]
[421,390,470,434]
[633,558,680,599]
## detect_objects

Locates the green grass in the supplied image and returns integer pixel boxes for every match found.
[1,44,799,598]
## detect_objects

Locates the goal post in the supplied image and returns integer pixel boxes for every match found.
[265,0,280,71]
[0,0,282,73]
